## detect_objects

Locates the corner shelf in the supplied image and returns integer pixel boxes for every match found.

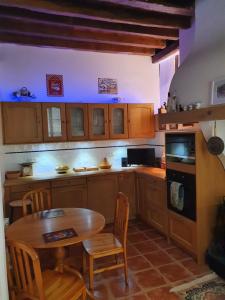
[158,104,225,125]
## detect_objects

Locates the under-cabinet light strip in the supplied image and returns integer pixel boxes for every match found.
[4,143,164,155]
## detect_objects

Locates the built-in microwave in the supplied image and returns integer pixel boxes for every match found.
[165,133,195,165]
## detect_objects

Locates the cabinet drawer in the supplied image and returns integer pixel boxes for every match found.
[11,181,50,193]
[51,177,86,188]
[168,212,196,254]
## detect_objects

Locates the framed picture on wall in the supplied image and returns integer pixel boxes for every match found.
[211,76,225,105]
[46,74,64,97]
[98,78,118,94]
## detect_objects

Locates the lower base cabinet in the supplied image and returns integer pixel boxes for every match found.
[52,185,88,209]
[118,172,136,219]
[87,174,118,224]
[137,174,167,234]
[168,211,196,254]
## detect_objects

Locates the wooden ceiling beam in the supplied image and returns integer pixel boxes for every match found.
[0,32,155,56]
[0,17,166,48]
[0,6,179,40]
[0,0,191,29]
[152,41,179,63]
[92,0,194,16]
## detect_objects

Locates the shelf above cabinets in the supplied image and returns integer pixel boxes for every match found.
[158,104,225,125]
[1,102,155,144]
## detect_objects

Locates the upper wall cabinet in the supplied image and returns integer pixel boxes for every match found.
[128,104,155,138]
[42,103,67,142]
[2,102,43,144]
[109,104,128,139]
[88,104,109,140]
[66,104,88,141]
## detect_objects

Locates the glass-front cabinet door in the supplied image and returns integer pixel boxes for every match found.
[42,103,67,142]
[66,104,88,141]
[109,104,128,139]
[88,104,109,140]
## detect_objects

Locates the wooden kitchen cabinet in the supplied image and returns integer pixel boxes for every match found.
[168,211,197,254]
[42,103,67,142]
[88,104,109,140]
[128,104,155,138]
[118,172,136,219]
[137,174,167,234]
[51,177,87,208]
[2,102,43,144]
[66,103,89,141]
[109,104,128,139]
[52,185,87,209]
[87,174,118,223]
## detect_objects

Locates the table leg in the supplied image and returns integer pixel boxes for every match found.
[54,247,66,273]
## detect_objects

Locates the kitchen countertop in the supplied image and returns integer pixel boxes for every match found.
[4,167,166,187]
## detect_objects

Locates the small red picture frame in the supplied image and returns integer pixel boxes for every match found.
[46,74,64,97]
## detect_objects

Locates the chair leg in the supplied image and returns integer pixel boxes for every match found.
[83,251,87,275]
[82,287,87,300]
[89,255,94,291]
[123,251,128,286]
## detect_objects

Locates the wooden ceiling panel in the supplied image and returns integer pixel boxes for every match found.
[0,0,191,29]
[0,32,155,56]
[0,17,166,49]
[87,0,194,16]
[0,0,194,57]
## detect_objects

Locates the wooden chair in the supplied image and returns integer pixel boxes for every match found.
[7,239,87,300]
[83,192,129,290]
[22,188,51,216]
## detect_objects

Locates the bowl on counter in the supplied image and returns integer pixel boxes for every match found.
[55,165,70,174]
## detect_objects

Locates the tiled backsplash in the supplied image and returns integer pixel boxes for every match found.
[1,133,165,176]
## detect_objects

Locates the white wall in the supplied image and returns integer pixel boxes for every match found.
[0,43,160,106]
[170,0,225,168]
[159,56,176,106]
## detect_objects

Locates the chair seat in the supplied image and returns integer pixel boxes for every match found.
[16,269,85,300]
[42,269,85,300]
[83,233,123,256]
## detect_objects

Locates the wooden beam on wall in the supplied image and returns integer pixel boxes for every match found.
[0,0,191,29]
[152,41,179,63]
[0,17,166,48]
[93,0,194,16]
[158,104,225,125]
[0,6,179,40]
[0,32,155,56]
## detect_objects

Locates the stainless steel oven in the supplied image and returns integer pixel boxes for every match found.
[167,169,196,221]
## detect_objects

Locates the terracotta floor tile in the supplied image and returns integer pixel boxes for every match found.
[134,269,166,289]
[181,258,209,275]
[128,232,149,243]
[92,282,112,300]
[147,286,180,300]
[144,230,164,240]
[127,244,140,258]
[144,250,173,267]
[166,247,191,261]
[128,256,151,272]
[153,238,175,250]
[109,275,141,298]
[133,240,159,254]
[121,293,149,300]
[158,263,190,282]
[135,222,154,231]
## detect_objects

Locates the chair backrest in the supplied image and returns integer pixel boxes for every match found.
[113,192,129,248]
[7,239,45,300]
[22,188,52,216]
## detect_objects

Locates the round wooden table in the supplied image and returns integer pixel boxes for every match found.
[6,208,105,272]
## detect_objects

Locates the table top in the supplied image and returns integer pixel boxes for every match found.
[6,208,105,249]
